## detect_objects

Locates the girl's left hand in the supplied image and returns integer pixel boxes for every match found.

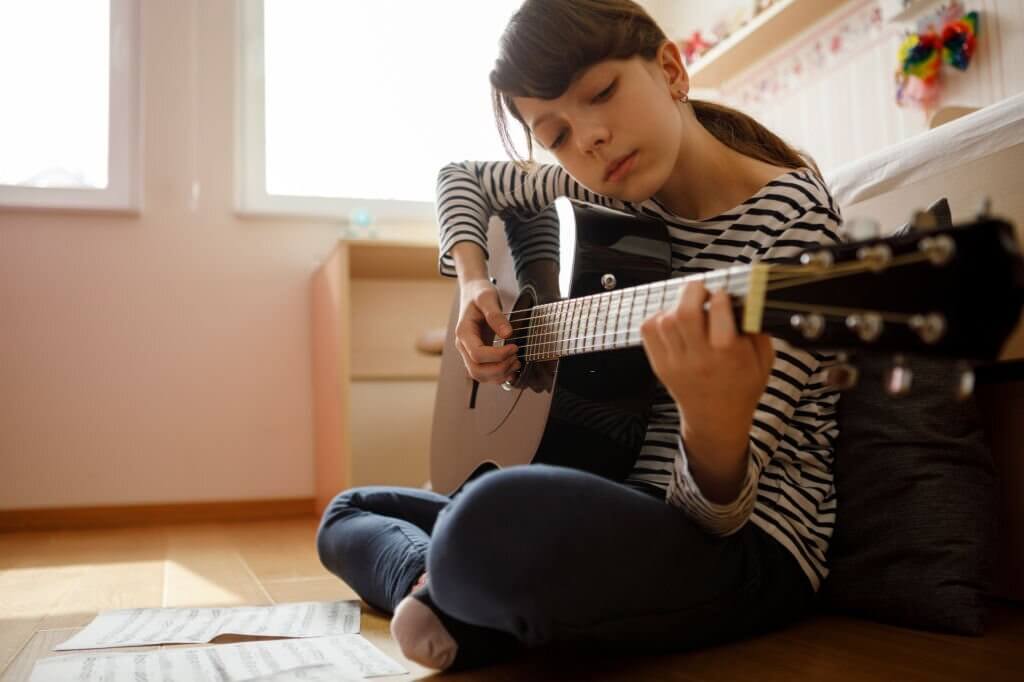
[639,280,775,458]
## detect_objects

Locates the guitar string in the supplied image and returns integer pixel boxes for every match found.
[494,254,892,330]
[503,252,933,359]
[516,303,924,362]
[499,246,933,339]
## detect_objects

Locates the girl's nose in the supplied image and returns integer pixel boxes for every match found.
[577,122,611,155]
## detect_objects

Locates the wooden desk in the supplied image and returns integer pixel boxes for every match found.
[311,240,456,514]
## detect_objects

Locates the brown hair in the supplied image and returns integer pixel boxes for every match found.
[490,0,822,178]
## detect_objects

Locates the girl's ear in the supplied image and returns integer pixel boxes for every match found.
[657,39,689,94]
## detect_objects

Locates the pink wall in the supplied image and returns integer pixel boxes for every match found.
[0,1,429,509]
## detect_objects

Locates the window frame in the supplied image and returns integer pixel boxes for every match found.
[235,0,435,224]
[0,0,142,213]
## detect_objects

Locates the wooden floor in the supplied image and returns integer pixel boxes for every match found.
[2,517,1022,681]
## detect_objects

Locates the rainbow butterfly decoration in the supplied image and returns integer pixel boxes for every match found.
[896,7,979,109]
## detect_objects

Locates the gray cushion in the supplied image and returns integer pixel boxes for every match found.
[818,197,997,635]
[818,338,997,633]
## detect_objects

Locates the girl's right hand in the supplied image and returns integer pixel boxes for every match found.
[455,278,520,384]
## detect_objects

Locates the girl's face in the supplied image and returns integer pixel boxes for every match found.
[512,43,686,204]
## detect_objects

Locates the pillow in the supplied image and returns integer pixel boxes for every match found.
[818,197,998,635]
[818,352,997,635]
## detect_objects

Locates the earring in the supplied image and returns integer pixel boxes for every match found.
[677,91,689,103]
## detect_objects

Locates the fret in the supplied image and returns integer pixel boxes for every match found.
[527,305,537,362]
[547,303,556,359]
[645,285,655,343]
[586,295,596,353]
[573,296,582,356]
[538,304,548,360]
[580,296,590,353]
[559,299,569,357]
[547,301,556,359]
[552,301,561,358]
[624,287,635,347]
[552,302,560,359]
[604,293,613,351]
[611,289,622,348]
[570,298,577,355]
[598,288,606,348]
[596,294,606,351]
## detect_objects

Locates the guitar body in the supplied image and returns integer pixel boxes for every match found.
[430,201,672,495]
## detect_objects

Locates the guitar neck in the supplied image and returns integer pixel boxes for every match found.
[498,265,766,362]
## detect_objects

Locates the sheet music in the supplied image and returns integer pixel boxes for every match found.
[53,601,360,651]
[31,634,406,681]
[239,663,355,682]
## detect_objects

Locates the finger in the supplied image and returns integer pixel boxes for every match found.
[476,356,521,383]
[753,334,775,376]
[707,289,737,350]
[478,288,512,338]
[457,321,518,364]
[673,281,710,355]
[663,282,704,356]
[465,337,518,364]
[640,313,670,372]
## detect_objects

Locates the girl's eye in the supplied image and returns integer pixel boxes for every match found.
[594,80,616,101]
[547,80,615,150]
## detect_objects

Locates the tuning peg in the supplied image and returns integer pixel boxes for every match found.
[824,352,859,390]
[856,244,893,271]
[799,249,834,269]
[908,313,946,344]
[955,361,975,400]
[790,313,825,340]
[845,217,880,242]
[918,234,956,266]
[846,313,883,342]
[883,354,913,396]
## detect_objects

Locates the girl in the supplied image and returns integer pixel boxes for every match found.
[317,0,841,672]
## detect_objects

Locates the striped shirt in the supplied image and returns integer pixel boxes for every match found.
[435,160,842,591]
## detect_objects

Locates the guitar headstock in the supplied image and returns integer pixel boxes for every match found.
[757,215,1024,395]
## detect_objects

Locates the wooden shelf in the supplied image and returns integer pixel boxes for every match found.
[345,239,441,280]
[688,0,848,89]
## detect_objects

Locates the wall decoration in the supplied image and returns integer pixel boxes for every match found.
[895,2,980,110]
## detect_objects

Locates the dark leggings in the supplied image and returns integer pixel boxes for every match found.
[316,464,815,653]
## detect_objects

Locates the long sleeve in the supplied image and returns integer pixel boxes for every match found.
[435,160,626,277]
[666,176,843,540]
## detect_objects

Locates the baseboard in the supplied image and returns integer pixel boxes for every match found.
[0,497,316,532]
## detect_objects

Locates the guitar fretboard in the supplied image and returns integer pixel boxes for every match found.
[497,264,763,362]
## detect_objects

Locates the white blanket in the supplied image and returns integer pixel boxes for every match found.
[825,91,1024,208]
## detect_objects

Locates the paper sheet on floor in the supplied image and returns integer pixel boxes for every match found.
[238,662,356,681]
[53,601,360,651]
[32,633,406,681]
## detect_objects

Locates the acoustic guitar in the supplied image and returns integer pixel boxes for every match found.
[430,197,1024,495]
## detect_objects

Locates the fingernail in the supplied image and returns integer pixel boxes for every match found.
[502,326,512,335]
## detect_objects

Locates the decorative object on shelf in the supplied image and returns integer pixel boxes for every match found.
[680,0,779,68]
[346,207,378,239]
[677,30,717,66]
[895,2,979,111]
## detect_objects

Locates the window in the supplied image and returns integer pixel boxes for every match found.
[237,0,528,224]
[0,0,140,211]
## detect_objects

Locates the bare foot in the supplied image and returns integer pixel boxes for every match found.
[410,571,428,596]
